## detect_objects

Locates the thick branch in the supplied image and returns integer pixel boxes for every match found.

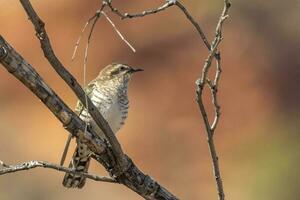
[0,160,116,183]
[0,36,107,156]
[0,36,178,200]
[19,0,126,169]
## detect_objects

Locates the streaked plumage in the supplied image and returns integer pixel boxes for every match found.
[62,63,142,188]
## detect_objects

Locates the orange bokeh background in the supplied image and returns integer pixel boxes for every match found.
[1,0,300,199]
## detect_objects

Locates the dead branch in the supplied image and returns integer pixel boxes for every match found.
[195,1,231,200]
[0,36,107,156]
[0,160,116,183]
[105,0,175,19]
[101,11,136,52]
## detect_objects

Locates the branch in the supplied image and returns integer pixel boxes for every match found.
[106,0,210,53]
[19,0,127,170]
[174,1,211,50]
[101,11,136,52]
[105,0,175,19]
[72,8,104,61]
[195,1,231,200]
[0,36,107,156]
[0,160,116,183]
[0,35,178,200]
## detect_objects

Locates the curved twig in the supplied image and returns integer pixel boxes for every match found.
[0,160,116,183]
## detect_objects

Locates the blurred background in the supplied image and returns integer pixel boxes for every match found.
[1,0,300,199]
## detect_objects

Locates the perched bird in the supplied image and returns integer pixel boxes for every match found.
[61,63,143,188]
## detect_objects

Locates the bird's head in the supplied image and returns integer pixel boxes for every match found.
[98,63,143,84]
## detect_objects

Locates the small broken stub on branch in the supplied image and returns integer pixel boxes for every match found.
[77,129,106,154]
[0,46,8,60]
[60,110,72,125]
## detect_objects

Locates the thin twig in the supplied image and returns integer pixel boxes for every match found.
[83,11,102,134]
[207,78,221,132]
[195,1,231,200]
[174,0,211,50]
[106,0,175,19]
[0,160,117,183]
[101,11,136,53]
[0,160,11,168]
[214,53,222,87]
[72,14,99,61]
[72,4,106,61]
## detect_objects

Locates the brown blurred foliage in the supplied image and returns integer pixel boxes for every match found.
[1,0,300,199]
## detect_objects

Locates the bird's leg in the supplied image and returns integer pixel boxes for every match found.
[60,133,74,166]
[60,123,93,166]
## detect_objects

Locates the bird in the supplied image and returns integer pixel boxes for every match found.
[61,63,143,188]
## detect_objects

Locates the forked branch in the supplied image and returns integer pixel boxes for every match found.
[195,1,231,200]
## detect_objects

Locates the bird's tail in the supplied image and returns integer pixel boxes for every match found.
[62,144,91,189]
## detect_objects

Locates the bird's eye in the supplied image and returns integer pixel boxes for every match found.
[120,66,126,71]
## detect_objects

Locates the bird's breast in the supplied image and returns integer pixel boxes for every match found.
[80,87,129,137]
[108,96,129,133]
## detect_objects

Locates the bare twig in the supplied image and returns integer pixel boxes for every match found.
[106,0,211,53]
[207,78,221,132]
[72,11,102,61]
[0,160,116,183]
[174,1,211,50]
[195,1,231,200]
[105,0,175,19]
[101,11,136,53]
[82,10,103,132]
[0,160,11,168]
[83,9,103,72]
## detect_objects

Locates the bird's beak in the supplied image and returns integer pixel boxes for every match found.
[129,67,144,73]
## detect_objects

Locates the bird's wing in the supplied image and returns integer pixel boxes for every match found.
[74,80,97,116]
